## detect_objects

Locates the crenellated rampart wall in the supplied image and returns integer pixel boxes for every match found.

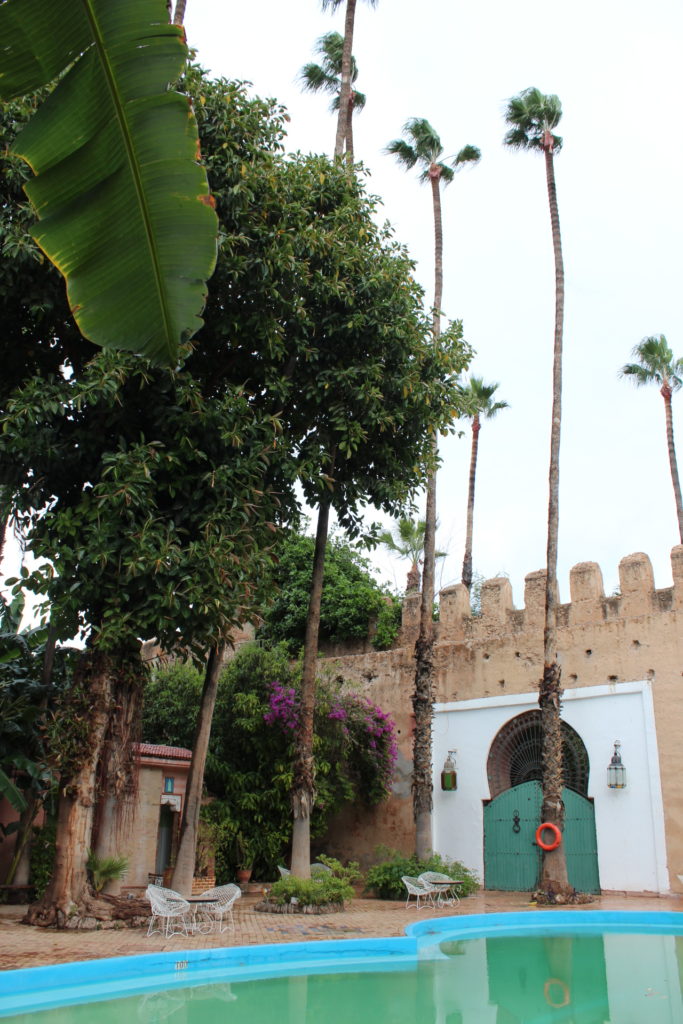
[321,547,683,890]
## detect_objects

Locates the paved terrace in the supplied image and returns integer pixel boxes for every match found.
[1,890,681,971]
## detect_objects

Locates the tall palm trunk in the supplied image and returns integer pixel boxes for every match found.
[172,640,227,895]
[412,168,444,860]
[172,0,187,25]
[661,385,683,542]
[539,142,569,893]
[345,94,355,162]
[461,415,480,591]
[291,493,332,876]
[334,0,356,158]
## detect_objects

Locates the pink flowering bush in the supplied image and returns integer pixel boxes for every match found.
[265,680,398,805]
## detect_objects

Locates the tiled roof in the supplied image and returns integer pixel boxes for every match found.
[134,743,192,760]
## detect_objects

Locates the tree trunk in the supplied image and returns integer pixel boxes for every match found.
[91,657,144,893]
[411,168,445,860]
[413,461,436,861]
[290,495,332,877]
[172,0,187,25]
[461,416,480,591]
[334,0,356,159]
[538,145,569,895]
[345,94,355,163]
[171,641,227,896]
[662,387,683,543]
[25,650,115,927]
[4,792,40,885]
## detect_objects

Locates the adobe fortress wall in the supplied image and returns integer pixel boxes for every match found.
[322,546,683,885]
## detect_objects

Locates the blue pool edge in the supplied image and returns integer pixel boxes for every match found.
[2,910,683,1017]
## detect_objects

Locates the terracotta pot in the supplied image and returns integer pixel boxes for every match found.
[236,868,253,885]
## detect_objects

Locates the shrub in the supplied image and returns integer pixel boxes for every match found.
[86,850,129,893]
[317,854,362,886]
[29,823,56,898]
[371,599,402,651]
[267,874,354,907]
[364,847,479,901]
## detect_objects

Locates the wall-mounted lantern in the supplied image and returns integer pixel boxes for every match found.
[441,750,457,791]
[607,740,626,789]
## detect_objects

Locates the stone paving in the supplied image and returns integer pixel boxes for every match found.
[1,889,681,972]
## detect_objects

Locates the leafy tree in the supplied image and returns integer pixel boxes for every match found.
[142,644,398,879]
[300,32,366,161]
[460,377,509,591]
[1,355,290,922]
[504,86,568,895]
[0,594,70,882]
[0,0,217,366]
[257,530,389,653]
[321,0,377,159]
[386,117,480,859]
[619,335,683,542]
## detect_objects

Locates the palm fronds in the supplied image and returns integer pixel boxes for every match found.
[503,87,563,153]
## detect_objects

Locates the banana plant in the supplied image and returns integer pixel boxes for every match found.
[0,0,218,367]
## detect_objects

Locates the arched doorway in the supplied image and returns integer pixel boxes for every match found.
[483,711,600,892]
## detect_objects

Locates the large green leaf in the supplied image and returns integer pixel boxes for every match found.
[0,767,27,814]
[0,0,217,366]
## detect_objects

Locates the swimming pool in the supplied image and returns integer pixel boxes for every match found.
[2,912,683,1021]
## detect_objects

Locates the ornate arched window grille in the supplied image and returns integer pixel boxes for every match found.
[486,710,589,799]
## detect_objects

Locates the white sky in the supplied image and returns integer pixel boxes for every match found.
[183,0,683,606]
[4,0,682,617]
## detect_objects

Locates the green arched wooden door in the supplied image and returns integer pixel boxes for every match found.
[484,781,600,892]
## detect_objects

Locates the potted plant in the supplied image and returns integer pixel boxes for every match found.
[234,832,254,885]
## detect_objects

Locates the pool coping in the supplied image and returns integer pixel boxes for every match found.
[2,911,683,1017]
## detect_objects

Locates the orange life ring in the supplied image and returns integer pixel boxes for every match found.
[535,822,562,851]
[544,977,570,1008]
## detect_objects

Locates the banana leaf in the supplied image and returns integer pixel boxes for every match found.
[0,768,27,814]
[0,0,217,366]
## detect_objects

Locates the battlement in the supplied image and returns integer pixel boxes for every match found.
[400,547,683,644]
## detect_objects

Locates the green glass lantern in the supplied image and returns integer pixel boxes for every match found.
[441,750,457,791]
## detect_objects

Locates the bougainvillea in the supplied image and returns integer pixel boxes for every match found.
[265,682,398,805]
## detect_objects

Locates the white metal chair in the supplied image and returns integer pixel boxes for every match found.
[401,875,434,910]
[311,862,332,877]
[277,865,291,878]
[145,884,190,938]
[418,871,462,905]
[198,883,241,933]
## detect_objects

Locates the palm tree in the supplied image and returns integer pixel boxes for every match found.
[620,335,683,542]
[460,378,508,592]
[504,87,568,896]
[299,32,366,161]
[386,118,480,859]
[379,517,446,592]
[321,0,377,160]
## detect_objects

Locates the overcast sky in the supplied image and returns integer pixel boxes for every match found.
[183,0,683,605]
[6,0,682,615]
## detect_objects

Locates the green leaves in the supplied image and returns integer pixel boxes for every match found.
[503,87,563,154]
[0,0,217,366]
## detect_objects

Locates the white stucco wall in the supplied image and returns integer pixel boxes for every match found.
[432,681,669,893]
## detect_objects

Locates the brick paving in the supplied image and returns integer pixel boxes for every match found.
[1,889,681,971]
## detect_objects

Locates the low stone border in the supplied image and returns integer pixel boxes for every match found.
[253,900,345,915]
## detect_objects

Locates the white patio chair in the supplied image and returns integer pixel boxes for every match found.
[311,862,332,877]
[418,871,462,905]
[277,865,291,878]
[198,883,241,933]
[401,875,434,910]
[145,884,191,938]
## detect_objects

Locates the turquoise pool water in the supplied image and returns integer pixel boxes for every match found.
[2,912,683,1023]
